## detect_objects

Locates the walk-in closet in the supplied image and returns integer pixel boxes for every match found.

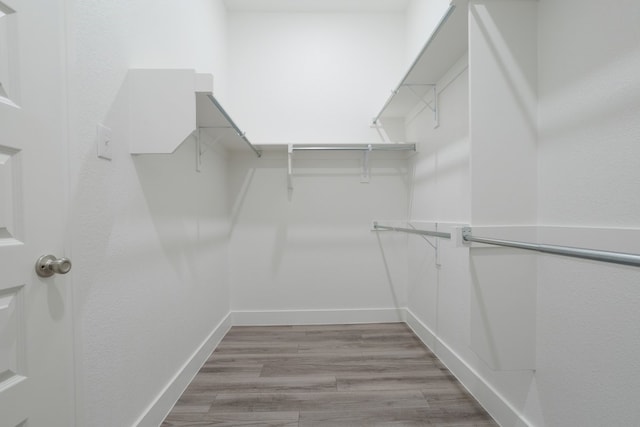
[1,0,639,426]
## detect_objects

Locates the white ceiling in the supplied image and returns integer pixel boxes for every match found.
[224,0,410,13]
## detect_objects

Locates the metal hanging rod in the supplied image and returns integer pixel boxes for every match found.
[206,94,262,158]
[461,227,640,268]
[292,144,416,152]
[373,222,451,239]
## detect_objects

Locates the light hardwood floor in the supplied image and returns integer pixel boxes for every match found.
[162,323,497,426]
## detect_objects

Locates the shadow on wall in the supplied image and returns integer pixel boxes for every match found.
[227,149,411,306]
[68,75,129,304]
[229,166,256,234]
[468,245,537,371]
[468,247,539,425]
[409,138,469,187]
[228,151,411,210]
[538,47,640,144]
[468,245,538,424]
[132,137,230,277]
[132,142,198,276]
[470,2,537,138]
[375,230,403,310]
[536,0,640,97]
[469,252,501,369]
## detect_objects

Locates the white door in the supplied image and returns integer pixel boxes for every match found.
[0,0,74,426]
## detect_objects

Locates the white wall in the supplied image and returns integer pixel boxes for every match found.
[62,1,640,426]
[469,1,538,226]
[65,1,231,425]
[401,1,640,426]
[405,55,470,319]
[226,11,405,144]
[402,48,538,425]
[228,150,409,319]
[405,0,450,67]
[403,55,473,381]
[533,0,640,425]
[537,0,640,227]
[225,7,411,320]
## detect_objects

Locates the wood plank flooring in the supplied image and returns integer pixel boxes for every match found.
[162,323,497,426]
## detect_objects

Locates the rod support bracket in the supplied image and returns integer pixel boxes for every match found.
[461,227,472,243]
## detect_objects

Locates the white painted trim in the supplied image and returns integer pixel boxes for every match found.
[404,308,532,427]
[231,308,406,326]
[133,313,233,427]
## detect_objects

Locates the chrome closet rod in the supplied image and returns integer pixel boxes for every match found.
[206,94,262,158]
[461,227,640,268]
[373,223,451,239]
[293,144,416,152]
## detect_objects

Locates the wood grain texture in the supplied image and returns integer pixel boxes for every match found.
[162,323,497,426]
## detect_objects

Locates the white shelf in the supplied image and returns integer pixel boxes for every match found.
[373,0,468,123]
[196,93,262,157]
[247,143,416,158]
[127,69,260,156]
[285,143,416,189]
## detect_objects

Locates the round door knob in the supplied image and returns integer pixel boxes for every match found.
[35,255,72,277]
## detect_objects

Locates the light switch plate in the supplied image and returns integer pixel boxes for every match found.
[97,123,112,160]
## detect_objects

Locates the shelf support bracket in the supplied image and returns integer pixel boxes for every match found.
[361,144,372,183]
[195,129,202,172]
[407,223,441,267]
[195,129,224,172]
[433,85,439,129]
[371,120,392,143]
[287,144,294,190]
[405,84,439,128]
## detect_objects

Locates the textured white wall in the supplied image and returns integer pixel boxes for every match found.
[467,0,539,415]
[65,1,231,426]
[225,9,410,316]
[537,0,640,226]
[404,58,472,377]
[228,151,409,315]
[226,11,405,144]
[61,1,640,425]
[404,1,640,426]
[401,59,537,424]
[405,60,470,322]
[469,1,538,226]
[534,0,640,425]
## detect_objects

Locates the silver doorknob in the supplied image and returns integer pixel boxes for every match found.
[35,255,72,277]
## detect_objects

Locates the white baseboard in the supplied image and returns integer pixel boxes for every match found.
[404,309,531,427]
[231,308,406,325]
[134,313,233,427]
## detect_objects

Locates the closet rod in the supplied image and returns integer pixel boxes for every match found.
[206,94,262,158]
[462,227,640,268]
[373,222,451,239]
[292,144,416,152]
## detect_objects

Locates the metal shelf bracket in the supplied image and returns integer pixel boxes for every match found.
[287,144,294,190]
[405,84,439,128]
[361,144,372,183]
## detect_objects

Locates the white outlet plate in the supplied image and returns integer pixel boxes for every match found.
[97,123,112,160]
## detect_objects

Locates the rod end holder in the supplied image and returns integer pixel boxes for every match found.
[461,227,472,244]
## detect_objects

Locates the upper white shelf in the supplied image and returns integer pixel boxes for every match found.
[128,69,260,156]
[373,0,468,122]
